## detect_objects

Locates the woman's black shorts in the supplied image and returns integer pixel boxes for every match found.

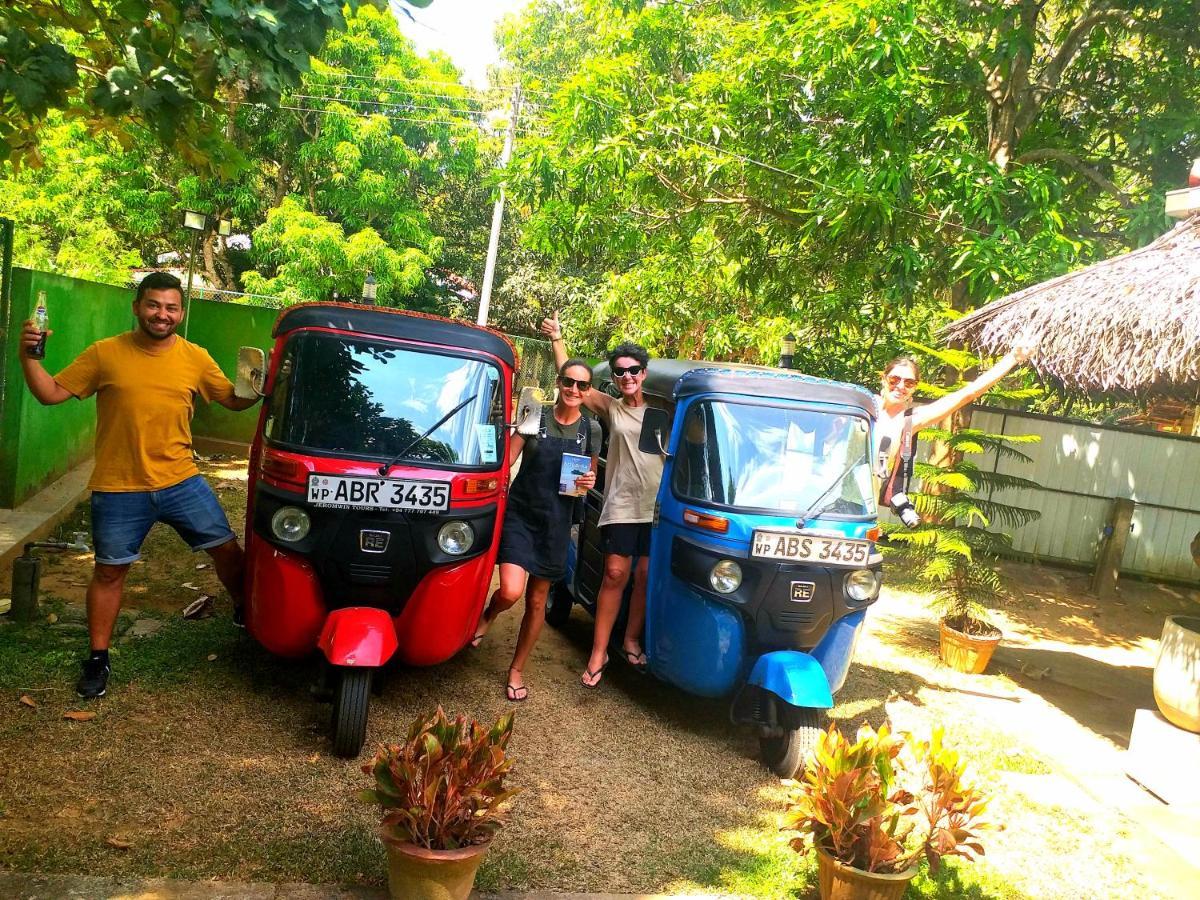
[600,522,652,557]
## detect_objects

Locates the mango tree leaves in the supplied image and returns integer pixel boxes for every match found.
[0,1,385,171]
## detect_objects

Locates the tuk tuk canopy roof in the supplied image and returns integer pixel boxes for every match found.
[273,303,517,369]
[596,358,877,417]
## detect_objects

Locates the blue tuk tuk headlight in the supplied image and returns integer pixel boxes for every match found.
[271,506,311,542]
[845,568,880,602]
[437,520,474,555]
[709,559,742,594]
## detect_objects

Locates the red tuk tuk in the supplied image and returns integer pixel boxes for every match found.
[242,303,515,756]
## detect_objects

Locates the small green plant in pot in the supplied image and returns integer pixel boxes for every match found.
[361,706,519,900]
[885,421,1041,673]
[784,723,989,899]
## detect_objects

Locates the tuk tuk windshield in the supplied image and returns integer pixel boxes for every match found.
[265,332,502,466]
[674,400,876,517]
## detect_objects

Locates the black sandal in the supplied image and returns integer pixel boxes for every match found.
[622,648,648,672]
[581,655,609,688]
[505,668,528,702]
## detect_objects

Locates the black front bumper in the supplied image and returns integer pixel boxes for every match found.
[252,483,497,614]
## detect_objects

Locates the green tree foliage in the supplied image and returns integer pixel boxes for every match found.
[0,4,494,311]
[0,0,395,171]
[500,0,1199,375]
[241,197,431,304]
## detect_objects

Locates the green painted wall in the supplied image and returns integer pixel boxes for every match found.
[185,300,277,444]
[0,269,133,507]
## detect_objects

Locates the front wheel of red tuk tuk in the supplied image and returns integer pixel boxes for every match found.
[331,668,372,758]
[758,706,824,778]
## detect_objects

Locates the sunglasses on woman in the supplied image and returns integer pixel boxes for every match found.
[886,374,918,389]
[612,364,644,377]
[558,375,591,390]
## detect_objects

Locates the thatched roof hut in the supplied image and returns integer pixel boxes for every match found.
[942,216,1200,397]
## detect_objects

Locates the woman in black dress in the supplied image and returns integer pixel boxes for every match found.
[471,359,600,700]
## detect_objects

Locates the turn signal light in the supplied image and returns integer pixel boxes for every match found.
[261,451,305,486]
[866,526,881,542]
[683,509,729,533]
[463,477,499,495]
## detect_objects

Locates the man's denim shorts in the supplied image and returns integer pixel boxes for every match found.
[91,475,236,565]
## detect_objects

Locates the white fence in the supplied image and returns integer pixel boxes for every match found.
[965,407,1200,584]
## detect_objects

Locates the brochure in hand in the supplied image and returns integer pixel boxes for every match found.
[558,452,592,496]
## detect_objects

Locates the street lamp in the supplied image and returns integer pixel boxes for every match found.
[362,271,378,306]
[217,218,232,237]
[779,332,797,370]
[181,210,207,338]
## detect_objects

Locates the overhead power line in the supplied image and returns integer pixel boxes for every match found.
[309,70,555,103]
[229,99,548,136]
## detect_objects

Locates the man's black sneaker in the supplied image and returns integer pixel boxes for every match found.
[232,602,246,628]
[76,657,111,698]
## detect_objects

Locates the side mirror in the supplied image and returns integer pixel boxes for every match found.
[638,407,672,456]
[235,346,267,399]
[510,385,550,436]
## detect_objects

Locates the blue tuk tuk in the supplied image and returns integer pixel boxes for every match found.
[547,360,883,776]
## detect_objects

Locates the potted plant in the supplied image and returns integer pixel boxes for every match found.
[360,706,520,900]
[784,723,989,899]
[882,345,1041,674]
[885,418,1040,672]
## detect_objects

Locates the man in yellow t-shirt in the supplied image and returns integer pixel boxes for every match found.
[19,272,259,699]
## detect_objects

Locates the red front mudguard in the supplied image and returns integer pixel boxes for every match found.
[318,608,400,668]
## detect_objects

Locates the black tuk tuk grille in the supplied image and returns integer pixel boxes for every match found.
[251,483,497,614]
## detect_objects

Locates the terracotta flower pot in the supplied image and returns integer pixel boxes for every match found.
[816,849,918,900]
[382,837,490,900]
[1153,615,1200,733]
[939,619,1001,674]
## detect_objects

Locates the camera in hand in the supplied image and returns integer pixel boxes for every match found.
[888,491,920,528]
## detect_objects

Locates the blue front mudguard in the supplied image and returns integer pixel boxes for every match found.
[746,610,867,709]
[747,651,834,709]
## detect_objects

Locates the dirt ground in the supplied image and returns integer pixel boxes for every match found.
[1,458,1198,898]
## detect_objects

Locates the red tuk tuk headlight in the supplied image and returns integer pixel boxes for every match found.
[437,520,474,555]
[709,559,742,594]
[271,506,311,542]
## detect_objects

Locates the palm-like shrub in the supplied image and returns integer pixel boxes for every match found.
[885,425,1041,633]
[883,343,1042,634]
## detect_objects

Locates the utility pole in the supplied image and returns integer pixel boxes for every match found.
[476,84,522,326]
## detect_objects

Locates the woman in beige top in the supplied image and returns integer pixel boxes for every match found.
[542,313,664,687]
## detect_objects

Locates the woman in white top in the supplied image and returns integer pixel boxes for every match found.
[875,341,1033,495]
[542,313,664,688]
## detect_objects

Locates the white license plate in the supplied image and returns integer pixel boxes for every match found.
[752,531,870,567]
[307,474,450,512]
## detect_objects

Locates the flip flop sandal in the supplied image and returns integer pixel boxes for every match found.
[505,682,529,702]
[581,656,610,689]
[622,648,648,672]
[469,632,486,649]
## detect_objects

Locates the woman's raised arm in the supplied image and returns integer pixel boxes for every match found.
[911,339,1034,430]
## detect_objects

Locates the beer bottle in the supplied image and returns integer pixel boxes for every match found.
[27,291,49,360]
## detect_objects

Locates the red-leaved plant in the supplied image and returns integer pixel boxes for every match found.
[783,723,988,874]
[360,706,520,851]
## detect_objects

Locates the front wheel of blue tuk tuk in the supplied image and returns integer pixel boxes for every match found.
[331,667,372,758]
[758,706,824,778]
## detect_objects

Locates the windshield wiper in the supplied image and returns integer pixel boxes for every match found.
[794,458,862,527]
[378,393,479,476]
